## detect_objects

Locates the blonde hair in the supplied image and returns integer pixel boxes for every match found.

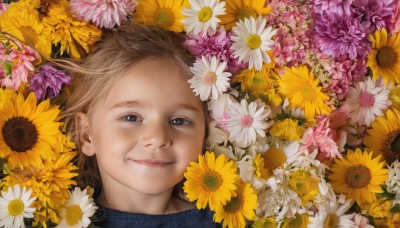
[62,23,196,188]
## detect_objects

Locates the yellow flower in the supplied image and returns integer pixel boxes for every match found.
[213,182,257,228]
[220,0,271,30]
[368,28,400,85]
[270,118,304,141]
[133,0,188,32]
[184,151,238,211]
[252,216,278,228]
[262,147,288,176]
[0,3,51,57]
[289,170,319,205]
[278,65,332,121]
[43,0,101,60]
[363,108,400,164]
[0,92,63,170]
[390,85,400,110]
[328,149,388,205]
[360,198,391,220]
[0,88,17,110]
[253,153,271,180]
[281,213,309,228]
[387,213,400,228]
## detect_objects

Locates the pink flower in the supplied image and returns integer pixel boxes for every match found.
[313,0,352,15]
[391,0,400,33]
[0,2,9,15]
[70,0,138,29]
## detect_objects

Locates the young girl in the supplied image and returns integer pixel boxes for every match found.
[62,23,219,227]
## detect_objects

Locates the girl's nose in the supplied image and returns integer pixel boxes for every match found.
[140,121,172,148]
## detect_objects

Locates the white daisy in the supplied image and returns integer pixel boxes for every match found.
[0,185,36,228]
[57,187,98,228]
[227,99,270,147]
[230,15,276,71]
[188,56,232,101]
[181,0,226,35]
[341,77,391,126]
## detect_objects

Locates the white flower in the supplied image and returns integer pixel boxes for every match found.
[386,160,400,198]
[181,0,226,35]
[231,15,276,70]
[227,99,270,147]
[342,77,391,126]
[188,56,232,101]
[57,187,98,228]
[0,185,36,228]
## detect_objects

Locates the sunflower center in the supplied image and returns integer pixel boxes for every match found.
[154,8,175,28]
[246,34,261,50]
[240,115,253,128]
[263,148,287,171]
[382,129,400,164]
[236,7,257,21]
[204,71,217,85]
[65,205,83,226]
[198,7,213,22]
[324,214,339,228]
[303,86,317,101]
[20,26,39,47]
[201,170,222,191]
[223,196,242,213]
[3,117,38,152]
[8,199,25,216]
[345,165,371,189]
[377,46,397,68]
[392,133,400,154]
[359,92,375,107]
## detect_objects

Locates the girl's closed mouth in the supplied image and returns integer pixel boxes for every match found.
[132,159,173,167]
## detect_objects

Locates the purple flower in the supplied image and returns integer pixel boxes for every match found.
[184,30,246,74]
[313,0,352,15]
[313,11,370,59]
[30,64,71,100]
[352,0,395,34]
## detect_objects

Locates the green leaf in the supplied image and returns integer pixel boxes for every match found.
[2,61,12,75]
[390,204,400,213]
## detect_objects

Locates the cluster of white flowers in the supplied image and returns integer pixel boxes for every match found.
[386,160,400,205]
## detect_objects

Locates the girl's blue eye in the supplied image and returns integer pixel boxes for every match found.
[169,118,189,125]
[125,115,140,122]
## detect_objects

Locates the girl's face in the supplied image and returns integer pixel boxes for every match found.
[78,58,205,201]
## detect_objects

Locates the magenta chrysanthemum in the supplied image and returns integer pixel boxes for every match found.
[70,0,138,29]
[313,0,352,15]
[184,30,246,73]
[313,11,370,59]
[352,0,396,34]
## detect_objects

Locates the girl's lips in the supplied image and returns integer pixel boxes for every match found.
[132,159,173,167]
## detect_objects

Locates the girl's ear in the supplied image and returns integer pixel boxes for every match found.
[75,112,96,156]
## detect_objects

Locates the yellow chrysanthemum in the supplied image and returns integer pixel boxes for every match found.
[184,151,238,211]
[390,85,400,110]
[278,65,332,121]
[360,198,391,221]
[220,0,271,30]
[289,170,319,205]
[0,92,63,170]
[133,0,188,32]
[368,28,400,85]
[328,149,388,205]
[213,182,257,228]
[43,0,101,60]
[252,216,277,228]
[0,152,78,227]
[0,3,51,57]
[233,63,282,106]
[270,118,304,141]
[363,108,400,164]
[281,213,309,228]
[253,153,270,180]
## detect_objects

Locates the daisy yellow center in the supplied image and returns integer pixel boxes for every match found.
[324,214,339,228]
[223,196,242,213]
[3,117,38,152]
[204,71,217,85]
[198,7,213,22]
[345,165,371,189]
[377,46,397,68]
[8,199,24,216]
[303,86,317,101]
[154,8,175,28]
[20,26,40,47]
[240,115,253,128]
[359,92,375,108]
[236,6,257,21]
[383,130,400,164]
[65,205,83,226]
[202,170,222,191]
[246,34,261,50]
[263,148,287,171]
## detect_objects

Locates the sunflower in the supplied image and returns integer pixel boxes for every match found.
[133,0,188,32]
[213,182,257,228]
[0,92,62,170]
[184,151,238,211]
[363,108,400,164]
[219,0,271,30]
[328,148,388,205]
[368,28,400,85]
[278,65,332,121]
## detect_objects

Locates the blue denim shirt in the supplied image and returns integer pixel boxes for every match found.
[93,206,222,228]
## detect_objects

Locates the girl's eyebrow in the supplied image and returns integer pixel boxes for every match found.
[110,100,200,112]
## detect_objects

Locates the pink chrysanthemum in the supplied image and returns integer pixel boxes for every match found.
[313,0,352,15]
[0,2,8,15]
[184,29,246,73]
[313,11,370,59]
[391,0,400,33]
[352,0,396,34]
[70,0,138,29]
